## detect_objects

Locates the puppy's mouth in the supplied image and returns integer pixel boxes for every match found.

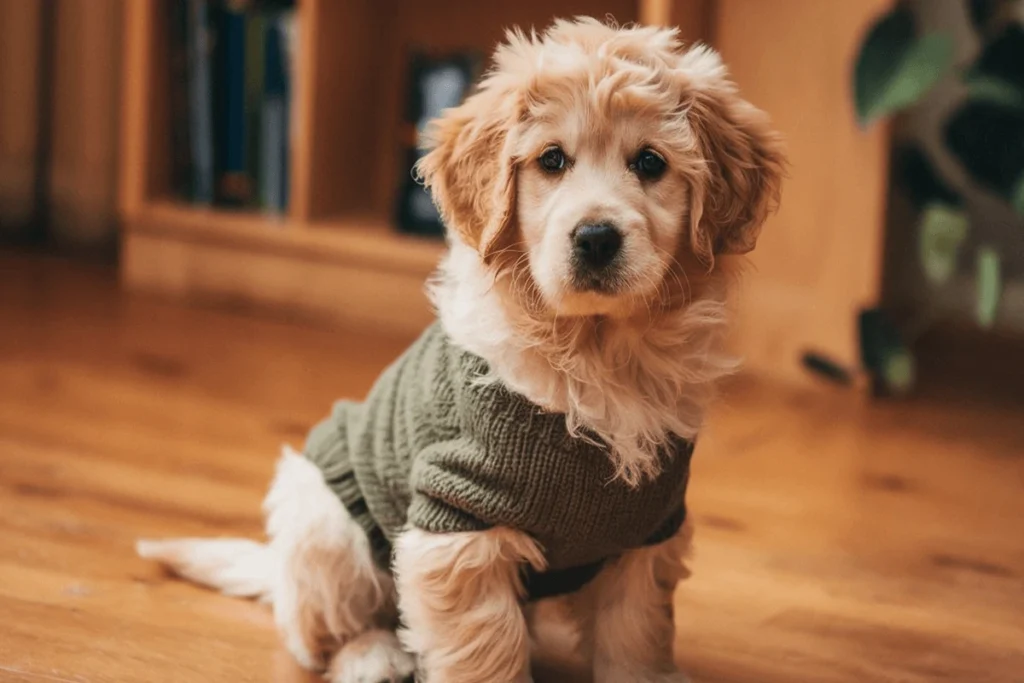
[569,266,624,295]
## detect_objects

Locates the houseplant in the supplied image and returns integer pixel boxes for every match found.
[821,0,1024,393]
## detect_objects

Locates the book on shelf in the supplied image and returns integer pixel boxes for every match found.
[167,0,296,214]
[260,9,293,212]
[216,0,251,206]
[176,0,215,203]
[245,10,265,207]
[168,1,192,199]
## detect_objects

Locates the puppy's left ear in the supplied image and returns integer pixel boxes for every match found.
[681,46,786,266]
[415,77,520,263]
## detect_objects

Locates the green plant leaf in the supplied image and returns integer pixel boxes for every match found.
[1013,174,1024,216]
[965,74,1024,109]
[968,0,995,32]
[919,202,969,285]
[858,308,915,395]
[969,24,1024,92]
[945,101,1024,201]
[898,144,962,209]
[854,7,956,126]
[976,246,1002,328]
[881,348,916,395]
[968,0,1015,36]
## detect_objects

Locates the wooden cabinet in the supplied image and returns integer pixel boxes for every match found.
[713,0,892,381]
[120,0,890,381]
[0,0,44,237]
[120,0,690,333]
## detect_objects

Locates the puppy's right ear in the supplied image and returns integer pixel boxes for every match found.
[416,78,520,263]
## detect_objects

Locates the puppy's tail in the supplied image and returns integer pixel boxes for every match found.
[136,537,273,601]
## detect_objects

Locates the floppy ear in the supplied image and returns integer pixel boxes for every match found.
[680,47,786,266]
[416,79,520,263]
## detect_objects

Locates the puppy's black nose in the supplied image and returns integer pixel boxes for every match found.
[572,223,622,269]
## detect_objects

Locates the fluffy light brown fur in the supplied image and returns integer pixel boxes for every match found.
[138,17,784,683]
[421,18,784,484]
[573,522,694,682]
[395,527,546,683]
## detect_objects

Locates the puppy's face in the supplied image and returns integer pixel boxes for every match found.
[418,19,785,318]
[514,92,691,315]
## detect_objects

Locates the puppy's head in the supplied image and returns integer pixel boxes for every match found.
[418,18,785,318]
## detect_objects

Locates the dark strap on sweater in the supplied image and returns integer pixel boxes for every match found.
[353,502,688,601]
[519,502,687,601]
[522,561,607,600]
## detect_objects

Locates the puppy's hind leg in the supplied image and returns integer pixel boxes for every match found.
[140,446,412,679]
[264,447,401,674]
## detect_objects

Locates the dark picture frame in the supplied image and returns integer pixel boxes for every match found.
[395,51,482,238]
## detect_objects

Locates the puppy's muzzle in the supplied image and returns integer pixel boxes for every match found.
[571,223,623,292]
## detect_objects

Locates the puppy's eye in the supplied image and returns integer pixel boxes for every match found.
[632,149,667,180]
[539,146,567,174]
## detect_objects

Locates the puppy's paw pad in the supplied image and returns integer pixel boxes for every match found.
[329,630,416,683]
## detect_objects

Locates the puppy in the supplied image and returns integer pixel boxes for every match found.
[137,17,784,683]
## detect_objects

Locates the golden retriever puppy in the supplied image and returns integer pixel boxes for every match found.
[137,17,784,683]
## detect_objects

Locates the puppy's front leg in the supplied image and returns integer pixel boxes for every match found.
[580,525,692,683]
[395,526,546,683]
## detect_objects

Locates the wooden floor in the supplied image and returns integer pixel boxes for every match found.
[1,253,1022,683]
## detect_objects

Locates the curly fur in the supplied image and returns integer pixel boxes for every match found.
[138,18,785,683]
[395,527,545,683]
[420,18,785,484]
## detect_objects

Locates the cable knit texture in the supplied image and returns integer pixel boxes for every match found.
[305,322,693,591]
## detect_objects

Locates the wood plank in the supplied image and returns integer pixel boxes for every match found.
[288,0,315,220]
[294,0,384,220]
[129,201,444,275]
[641,0,715,42]
[712,0,892,383]
[119,0,156,216]
[0,0,43,232]
[2,252,1023,683]
[120,200,443,335]
[639,0,671,25]
[48,0,122,249]
[123,225,437,335]
[670,0,716,43]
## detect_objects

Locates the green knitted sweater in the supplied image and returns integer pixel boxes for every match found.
[305,322,693,599]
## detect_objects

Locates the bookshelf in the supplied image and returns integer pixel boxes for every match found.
[118,0,709,334]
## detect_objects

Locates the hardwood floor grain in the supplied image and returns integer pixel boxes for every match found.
[1,253,1022,683]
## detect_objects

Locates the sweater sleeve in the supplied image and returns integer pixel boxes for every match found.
[407,436,505,535]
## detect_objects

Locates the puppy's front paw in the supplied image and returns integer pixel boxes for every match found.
[329,630,417,683]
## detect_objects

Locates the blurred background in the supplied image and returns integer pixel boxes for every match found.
[2,0,1022,396]
[0,1,1022,682]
